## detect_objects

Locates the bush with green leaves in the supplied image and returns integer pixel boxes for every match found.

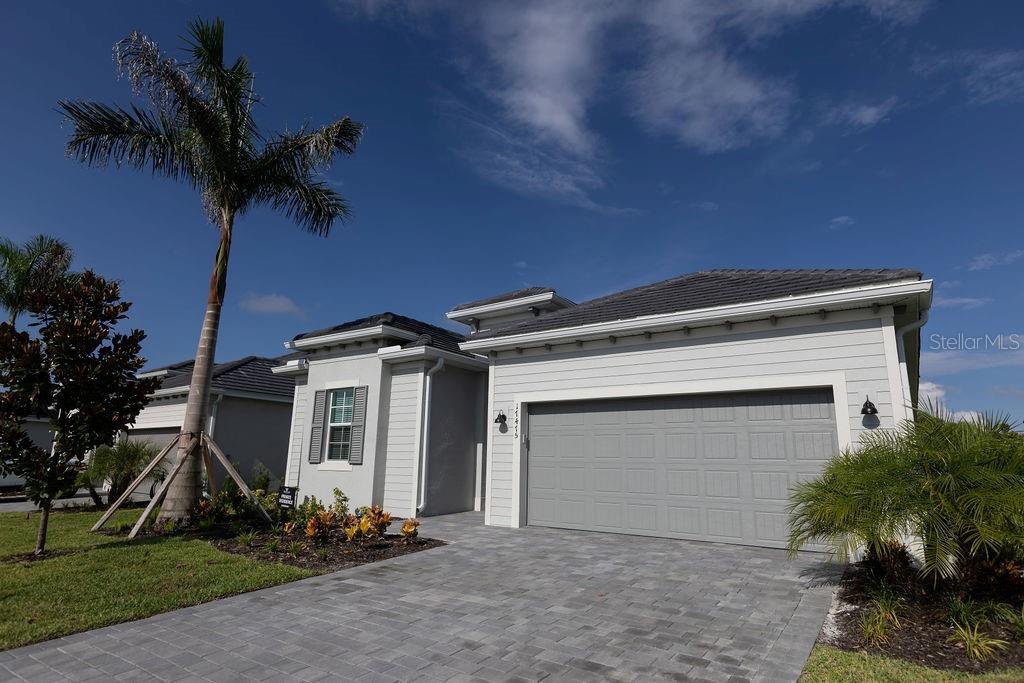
[788,406,1024,586]
[80,439,161,506]
[249,461,272,493]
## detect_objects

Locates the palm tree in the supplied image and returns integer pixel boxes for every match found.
[0,235,74,326]
[59,18,363,521]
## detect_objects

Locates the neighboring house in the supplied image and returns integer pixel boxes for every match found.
[274,313,488,518]
[0,417,53,489]
[132,356,295,488]
[461,268,932,549]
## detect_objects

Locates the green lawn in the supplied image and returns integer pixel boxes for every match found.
[0,508,312,651]
[803,645,1024,682]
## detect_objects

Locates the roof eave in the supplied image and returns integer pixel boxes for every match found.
[285,324,420,350]
[377,344,489,371]
[446,291,575,322]
[460,278,933,352]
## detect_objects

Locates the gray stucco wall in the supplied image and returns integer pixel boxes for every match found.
[422,365,486,516]
[213,396,292,490]
[1,420,54,487]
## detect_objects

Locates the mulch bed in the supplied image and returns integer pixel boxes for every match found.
[210,533,445,572]
[823,564,1024,673]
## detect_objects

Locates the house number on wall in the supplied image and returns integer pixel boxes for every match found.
[513,404,520,440]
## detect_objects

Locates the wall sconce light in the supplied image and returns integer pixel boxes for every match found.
[861,396,878,415]
[494,410,507,425]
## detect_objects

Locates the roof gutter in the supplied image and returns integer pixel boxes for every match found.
[894,307,930,413]
[377,345,489,371]
[460,279,934,352]
[284,325,420,351]
[416,358,445,515]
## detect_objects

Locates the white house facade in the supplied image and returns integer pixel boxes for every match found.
[279,268,932,550]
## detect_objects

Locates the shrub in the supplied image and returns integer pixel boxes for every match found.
[290,495,327,528]
[236,529,257,547]
[249,462,272,493]
[867,582,903,629]
[80,439,162,506]
[789,406,1024,584]
[400,518,420,541]
[282,521,296,536]
[287,541,303,558]
[948,622,1008,660]
[330,488,350,518]
[859,609,889,647]
[266,537,281,553]
[305,511,337,545]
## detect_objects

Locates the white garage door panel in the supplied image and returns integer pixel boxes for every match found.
[526,389,838,549]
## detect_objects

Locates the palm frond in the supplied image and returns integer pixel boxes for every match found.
[59,101,199,183]
[114,30,225,153]
[256,177,351,237]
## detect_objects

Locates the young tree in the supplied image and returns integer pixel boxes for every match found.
[59,18,363,522]
[79,439,161,506]
[0,235,74,326]
[0,272,160,554]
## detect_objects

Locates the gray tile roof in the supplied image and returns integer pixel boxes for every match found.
[292,312,467,355]
[148,355,297,399]
[450,286,556,312]
[468,268,923,341]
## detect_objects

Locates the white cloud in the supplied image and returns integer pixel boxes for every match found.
[933,296,990,310]
[921,350,1024,376]
[824,96,900,129]
[916,49,1024,105]
[967,249,1024,271]
[341,0,926,205]
[512,260,529,269]
[950,410,982,422]
[918,380,947,404]
[239,293,305,317]
[828,215,855,230]
[938,280,961,289]
[691,201,719,212]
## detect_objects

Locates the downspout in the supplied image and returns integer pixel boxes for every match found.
[894,308,929,413]
[416,358,445,515]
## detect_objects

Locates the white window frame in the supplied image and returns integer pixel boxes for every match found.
[317,380,359,472]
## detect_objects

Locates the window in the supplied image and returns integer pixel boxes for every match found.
[326,388,354,461]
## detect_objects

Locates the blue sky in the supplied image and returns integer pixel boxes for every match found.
[2,1,1023,419]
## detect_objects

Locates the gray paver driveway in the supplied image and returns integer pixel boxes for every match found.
[0,512,839,682]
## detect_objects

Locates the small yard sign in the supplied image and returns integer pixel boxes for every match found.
[277,486,297,509]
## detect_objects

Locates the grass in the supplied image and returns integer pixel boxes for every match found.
[0,508,313,651]
[802,645,1024,682]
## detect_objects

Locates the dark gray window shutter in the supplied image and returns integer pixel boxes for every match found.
[307,390,327,464]
[349,386,369,465]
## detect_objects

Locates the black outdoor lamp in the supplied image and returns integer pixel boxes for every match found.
[494,410,507,425]
[861,396,878,416]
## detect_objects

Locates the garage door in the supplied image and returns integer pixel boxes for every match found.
[526,388,838,548]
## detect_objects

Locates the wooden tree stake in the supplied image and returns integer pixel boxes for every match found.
[204,436,271,524]
[91,435,180,532]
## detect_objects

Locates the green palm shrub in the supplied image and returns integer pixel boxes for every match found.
[81,439,161,505]
[788,405,1024,584]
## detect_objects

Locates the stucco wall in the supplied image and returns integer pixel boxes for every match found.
[423,366,486,516]
[285,348,387,509]
[213,396,292,489]
[1,419,53,487]
[485,308,906,527]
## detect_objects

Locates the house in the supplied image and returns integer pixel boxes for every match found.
[132,355,295,488]
[463,268,932,549]
[0,418,53,489]
[274,313,488,518]
[280,268,932,549]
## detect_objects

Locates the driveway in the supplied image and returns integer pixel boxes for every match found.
[0,512,838,682]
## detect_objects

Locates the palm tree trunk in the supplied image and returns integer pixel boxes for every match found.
[157,210,234,522]
[34,500,51,555]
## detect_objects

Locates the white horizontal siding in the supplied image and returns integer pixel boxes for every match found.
[486,310,901,527]
[285,380,307,487]
[131,398,187,430]
[382,364,423,516]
